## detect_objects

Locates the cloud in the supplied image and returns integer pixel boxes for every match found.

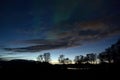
[3,15,120,52]
[54,14,120,40]
[0,56,22,60]
[3,39,75,52]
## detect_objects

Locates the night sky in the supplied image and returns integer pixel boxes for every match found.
[0,0,120,63]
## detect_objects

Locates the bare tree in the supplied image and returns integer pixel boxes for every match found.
[74,56,79,64]
[58,55,65,64]
[37,55,44,62]
[37,52,51,63]
[86,53,96,64]
[74,55,84,64]
[43,52,51,63]
[64,58,72,64]
[98,40,120,63]
[98,52,107,63]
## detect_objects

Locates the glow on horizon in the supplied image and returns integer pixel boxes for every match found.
[1,36,119,64]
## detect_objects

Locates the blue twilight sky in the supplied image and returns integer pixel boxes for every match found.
[0,0,120,62]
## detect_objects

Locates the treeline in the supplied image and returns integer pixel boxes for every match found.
[0,39,119,64]
[37,39,120,64]
[99,39,120,63]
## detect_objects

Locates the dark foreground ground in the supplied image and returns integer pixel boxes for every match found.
[0,60,120,79]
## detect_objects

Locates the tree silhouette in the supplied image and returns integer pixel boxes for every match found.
[86,53,96,64]
[37,52,51,63]
[74,56,80,64]
[37,55,44,62]
[58,55,72,64]
[98,48,113,63]
[98,52,104,63]
[58,55,65,64]
[110,40,120,63]
[64,58,72,64]
[74,55,84,64]
[43,52,51,63]
[106,48,113,63]
[98,39,120,63]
